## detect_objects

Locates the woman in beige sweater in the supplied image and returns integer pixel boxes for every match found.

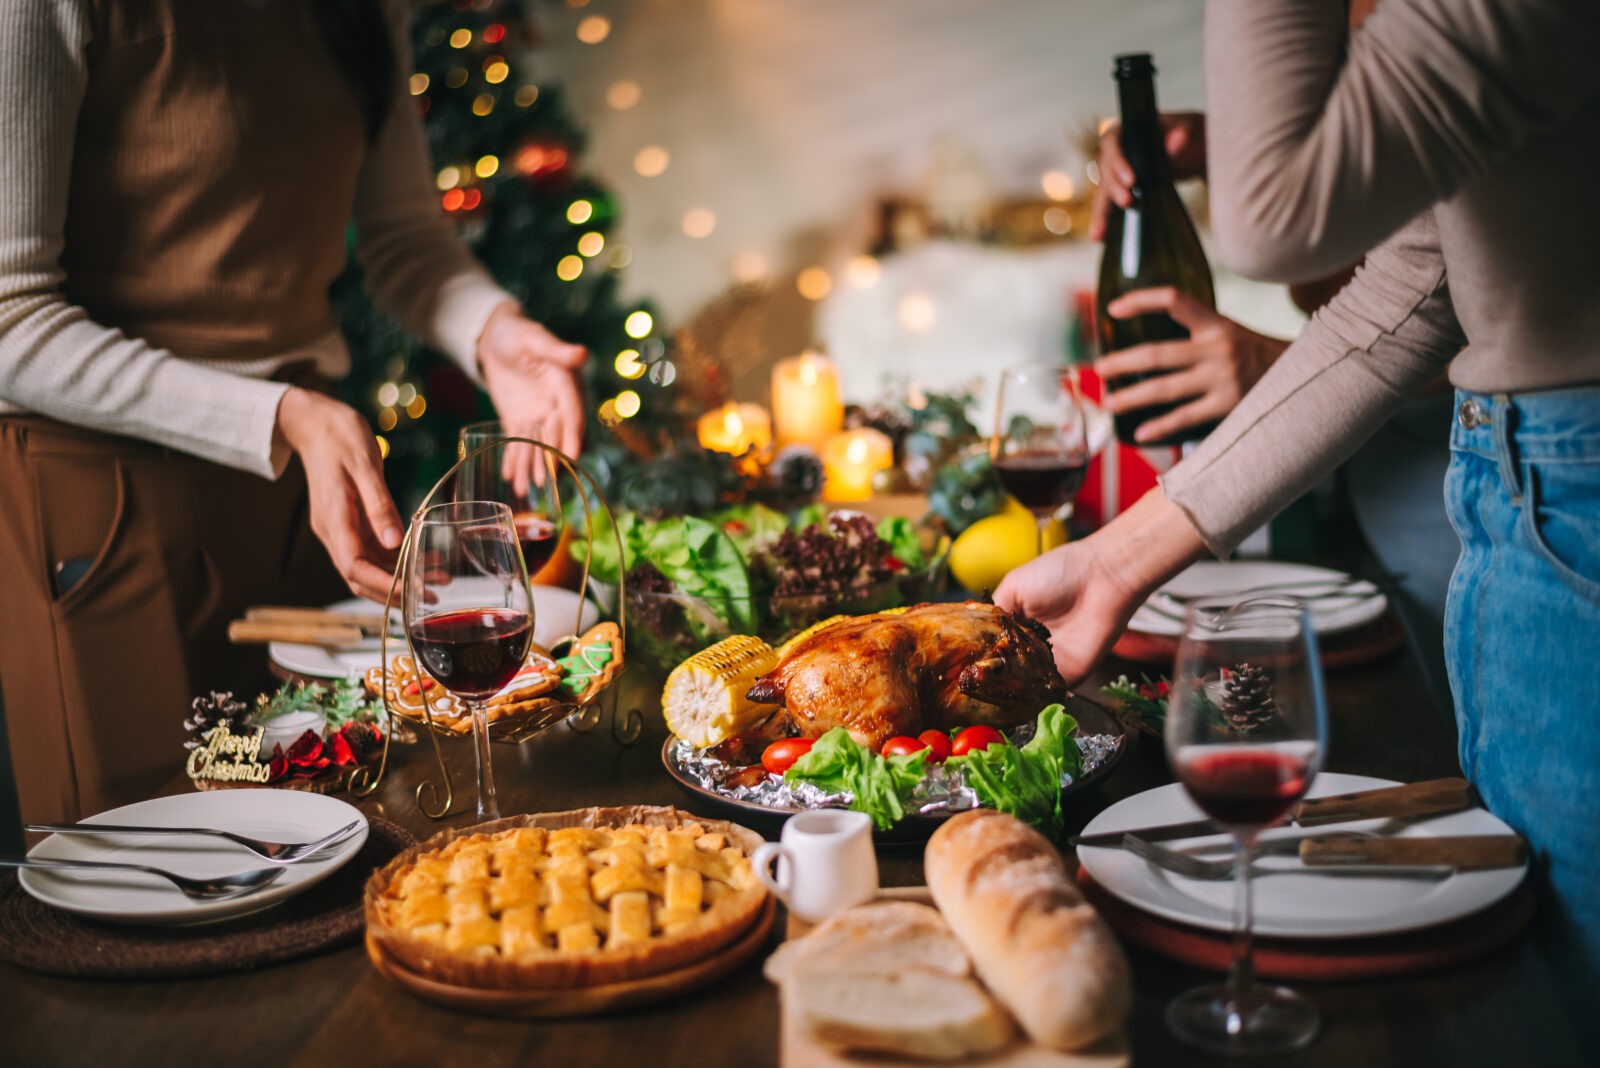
[999,0,1600,1014]
[0,0,586,825]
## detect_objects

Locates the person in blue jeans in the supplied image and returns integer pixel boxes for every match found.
[999,0,1600,1043]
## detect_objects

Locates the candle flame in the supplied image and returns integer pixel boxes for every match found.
[846,436,869,464]
[724,406,744,436]
[799,354,819,387]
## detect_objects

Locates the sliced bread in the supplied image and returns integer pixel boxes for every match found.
[789,966,1016,1061]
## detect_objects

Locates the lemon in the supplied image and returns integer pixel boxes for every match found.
[948,510,1067,593]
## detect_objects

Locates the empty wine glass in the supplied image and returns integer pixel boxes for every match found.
[990,365,1091,556]
[403,500,534,821]
[459,420,563,581]
[1163,595,1328,1055]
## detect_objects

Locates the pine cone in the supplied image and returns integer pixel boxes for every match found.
[770,445,824,500]
[1222,663,1279,734]
[183,691,251,750]
[338,719,382,758]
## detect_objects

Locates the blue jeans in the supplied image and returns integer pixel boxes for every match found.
[1445,387,1600,1012]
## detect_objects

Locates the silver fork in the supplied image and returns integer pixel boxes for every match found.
[1,856,285,900]
[1121,834,1455,881]
[1157,577,1373,604]
[25,819,361,864]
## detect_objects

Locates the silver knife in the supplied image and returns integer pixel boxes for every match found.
[1069,777,1475,850]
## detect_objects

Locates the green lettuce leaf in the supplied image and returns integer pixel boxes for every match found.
[946,704,1081,837]
[784,728,929,830]
[875,516,925,570]
[709,503,790,560]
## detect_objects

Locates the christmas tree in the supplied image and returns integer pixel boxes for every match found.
[333,0,685,508]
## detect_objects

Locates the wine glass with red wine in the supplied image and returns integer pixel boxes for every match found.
[459,421,563,579]
[403,500,535,821]
[1164,595,1328,1055]
[990,365,1090,556]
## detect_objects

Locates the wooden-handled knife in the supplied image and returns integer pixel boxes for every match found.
[245,606,391,634]
[1069,777,1477,849]
[1299,833,1527,871]
[227,620,366,648]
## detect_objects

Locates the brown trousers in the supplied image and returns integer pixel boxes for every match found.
[0,416,344,826]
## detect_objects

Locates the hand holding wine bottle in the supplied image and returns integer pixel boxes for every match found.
[1090,110,1208,241]
[1094,55,1220,448]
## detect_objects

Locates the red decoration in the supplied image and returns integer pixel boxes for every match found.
[267,746,289,783]
[515,141,571,181]
[329,730,358,767]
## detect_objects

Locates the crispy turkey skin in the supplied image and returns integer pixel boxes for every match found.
[745,602,1066,749]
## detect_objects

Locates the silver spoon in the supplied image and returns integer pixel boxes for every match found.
[1,856,286,900]
[25,819,361,864]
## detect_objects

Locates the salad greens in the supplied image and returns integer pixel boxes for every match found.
[784,728,929,830]
[946,704,1082,838]
[784,706,1084,835]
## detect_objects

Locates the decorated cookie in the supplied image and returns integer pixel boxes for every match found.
[553,622,625,704]
[364,648,565,735]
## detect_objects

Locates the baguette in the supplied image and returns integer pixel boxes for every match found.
[925,809,1131,1050]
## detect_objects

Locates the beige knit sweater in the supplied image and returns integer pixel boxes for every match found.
[1163,0,1600,554]
[0,0,511,479]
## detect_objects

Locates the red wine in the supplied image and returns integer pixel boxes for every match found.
[1177,748,1312,828]
[409,607,532,698]
[514,513,559,575]
[994,451,1088,516]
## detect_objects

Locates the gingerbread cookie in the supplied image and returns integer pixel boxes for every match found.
[365,648,565,736]
[553,622,624,704]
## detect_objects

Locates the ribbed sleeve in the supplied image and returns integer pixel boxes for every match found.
[1161,213,1466,556]
[0,0,293,478]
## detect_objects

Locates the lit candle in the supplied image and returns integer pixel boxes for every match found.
[820,428,893,502]
[696,401,773,457]
[771,351,844,446]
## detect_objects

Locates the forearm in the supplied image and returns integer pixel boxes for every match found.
[1204,0,1600,280]
[1163,213,1464,554]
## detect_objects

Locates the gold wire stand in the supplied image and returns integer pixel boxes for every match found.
[346,439,639,818]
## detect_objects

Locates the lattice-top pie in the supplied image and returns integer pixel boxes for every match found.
[365,807,769,989]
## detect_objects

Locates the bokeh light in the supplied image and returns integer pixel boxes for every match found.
[472,93,495,116]
[796,267,832,301]
[576,16,611,44]
[898,292,938,332]
[1043,207,1072,235]
[633,145,669,178]
[845,255,881,288]
[681,208,716,239]
[615,390,641,418]
[475,155,499,178]
[484,60,510,85]
[577,232,605,257]
[450,28,472,48]
[624,310,653,338]
[732,250,769,284]
[514,85,539,107]
[436,166,461,191]
[409,73,430,95]
[1041,169,1075,201]
[614,349,645,378]
[567,200,594,224]
[607,80,641,110]
[556,255,584,281]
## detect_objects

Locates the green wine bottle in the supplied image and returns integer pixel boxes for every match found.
[1095,53,1217,447]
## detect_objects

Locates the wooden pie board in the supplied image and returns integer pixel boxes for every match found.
[367,895,775,1017]
[780,888,1130,1068]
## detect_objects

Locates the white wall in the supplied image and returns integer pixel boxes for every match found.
[537,0,1304,382]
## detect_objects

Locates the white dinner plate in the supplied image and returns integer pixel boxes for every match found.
[1077,773,1526,939]
[268,588,600,679]
[20,790,369,925]
[1127,561,1387,637]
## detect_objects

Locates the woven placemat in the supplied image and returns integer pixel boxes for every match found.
[0,816,415,980]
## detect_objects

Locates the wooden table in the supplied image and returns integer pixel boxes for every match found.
[3,648,1591,1066]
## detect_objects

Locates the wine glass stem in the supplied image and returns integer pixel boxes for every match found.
[467,699,500,822]
[1228,832,1258,999]
[1036,517,1049,558]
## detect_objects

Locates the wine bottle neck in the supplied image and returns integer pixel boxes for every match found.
[1116,67,1169,196]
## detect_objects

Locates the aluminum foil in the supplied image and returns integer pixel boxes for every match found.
[667,727,1123,818]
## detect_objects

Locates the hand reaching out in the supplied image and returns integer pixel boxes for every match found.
[1097,287,1289,444]
[1090,111,1208,242]
[476,301,588,462]
[275,388,404,603]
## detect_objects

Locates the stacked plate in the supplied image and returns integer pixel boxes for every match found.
[1127,561,1387,639]
[269,589,600,679]
[1076,774,1527,940]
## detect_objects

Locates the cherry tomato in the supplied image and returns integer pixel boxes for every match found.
[761,738,814,775]
[881,735,928,758]
[917,730,952,763]
[950,725,1006,757]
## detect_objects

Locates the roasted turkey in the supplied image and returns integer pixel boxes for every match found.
[745,601,1066,750]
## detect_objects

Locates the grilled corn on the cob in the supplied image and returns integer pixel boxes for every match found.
[662,635,781,747]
